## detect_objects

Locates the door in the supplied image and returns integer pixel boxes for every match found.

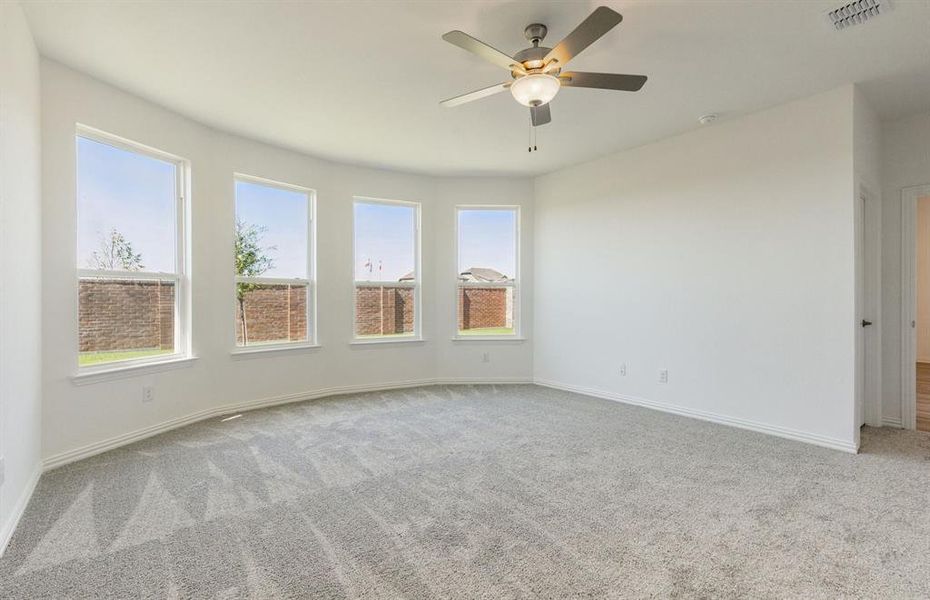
[856,184,881,430]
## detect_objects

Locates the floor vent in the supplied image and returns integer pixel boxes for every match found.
[827,0,893,30]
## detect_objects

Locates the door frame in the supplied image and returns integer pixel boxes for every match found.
[856,183,882,432]
[900,184,930,430]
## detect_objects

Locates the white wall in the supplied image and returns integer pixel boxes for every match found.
[0,1,43,552]
[41,61,533,463]
[534,87,858,451]
[880,110,930,425]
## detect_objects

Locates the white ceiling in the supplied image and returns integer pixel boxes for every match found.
[20,0,930,177]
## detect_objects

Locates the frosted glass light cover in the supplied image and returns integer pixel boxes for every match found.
[510,74,560,107]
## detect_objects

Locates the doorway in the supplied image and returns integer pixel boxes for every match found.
[901,184,930,431]
[917,196,930,431]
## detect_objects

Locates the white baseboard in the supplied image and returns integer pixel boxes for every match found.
[45,375,861,470]
[882,416,904,428]
[0,464,41,557]
[43,377,532,471]
[534,379,859,454]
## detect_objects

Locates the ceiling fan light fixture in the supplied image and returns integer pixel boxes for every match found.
[510,73,560,107]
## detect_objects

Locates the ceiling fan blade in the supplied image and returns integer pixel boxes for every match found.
[530,103,551,126]
[440,82,511,108]
[559,72,647,91]
[442,30,526,73]
[543,6,623,68]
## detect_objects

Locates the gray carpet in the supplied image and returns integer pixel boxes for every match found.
[1,384,929,598]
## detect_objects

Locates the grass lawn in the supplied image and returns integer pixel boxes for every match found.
[78,348,173,366]
[458,327,515,336]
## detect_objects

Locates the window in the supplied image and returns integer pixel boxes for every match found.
[456,207,519,337]
[76,129,188,368]
[353,198,420,340]
[234,175,314,349]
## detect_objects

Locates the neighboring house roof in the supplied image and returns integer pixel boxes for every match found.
[458,267,511,282]
[398,267,512,282]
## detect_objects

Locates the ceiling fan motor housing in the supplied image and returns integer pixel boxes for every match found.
[512,45,555,75]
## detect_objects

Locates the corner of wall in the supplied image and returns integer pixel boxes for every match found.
[0,0,44,555]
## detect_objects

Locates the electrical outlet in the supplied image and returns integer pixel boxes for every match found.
[142,385,155,403]
[619,363,627,376]
[482,352,490,363]
[659,369,668,383]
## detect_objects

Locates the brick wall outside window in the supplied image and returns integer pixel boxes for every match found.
[78,279,175,352]
[457,287,510,330]
[355,285,414,336]
[235,284,307,345]
[78,280,514,350]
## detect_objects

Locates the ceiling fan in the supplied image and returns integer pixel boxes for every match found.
[439,6,647,127]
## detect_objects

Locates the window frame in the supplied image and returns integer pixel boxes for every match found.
[351,196,422,344]
[232,173,317,353]
[75,125,192,374]
[453,205,521,340]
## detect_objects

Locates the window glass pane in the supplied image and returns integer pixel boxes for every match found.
[236,283,308,346]
[457,209,516,279]
[354,201,417,338]
[355,284,415,338]
[457,285,515,336]
[78,276,175,366]
[77,136,177,272]
[77,134,182,367]
[354,202,415,281]
[234,179,311,347]
[235,180,308,279]
[457,209,517,336]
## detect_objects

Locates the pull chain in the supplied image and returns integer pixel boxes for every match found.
[527,117,539,153]
[528,119,532,152]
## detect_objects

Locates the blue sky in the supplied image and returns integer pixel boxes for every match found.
[77,136,177,272]
[458,209,516,278]
[235,180,308,278]
[354,202,415,281]
[77,137,515,281]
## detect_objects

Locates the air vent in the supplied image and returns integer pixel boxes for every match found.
[827,0,893,30]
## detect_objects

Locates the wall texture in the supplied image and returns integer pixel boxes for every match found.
[534,87,858,451]
[40,61,534,463]
[0,1,43,553]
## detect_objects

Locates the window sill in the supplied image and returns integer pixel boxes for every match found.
[451,336,527,343]
[72,355,198,386]
[350,337,424,346]
[231,343,321,358]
